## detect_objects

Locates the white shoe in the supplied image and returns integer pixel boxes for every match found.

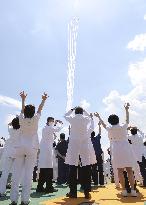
[121,190,128,197]
[131,190,137,197]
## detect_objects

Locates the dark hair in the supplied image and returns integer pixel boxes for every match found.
[108,114,119,125]
[12,117,20,130]
[60,133,65,140]
[24,105,35,118]
[131,128,137,135]
[144,141,146,146]
[91,131,95,138]
[75,107,83,115]
[47,117,54,123]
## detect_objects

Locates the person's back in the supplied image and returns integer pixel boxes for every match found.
[107,124,128,141]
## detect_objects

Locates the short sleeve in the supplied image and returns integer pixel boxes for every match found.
[35,113,41,120]
[123,123,128,129]
[19,113,24,125]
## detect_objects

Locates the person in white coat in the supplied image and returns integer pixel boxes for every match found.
[94,103,138,197]
[10,91,48,205]
[0,117,21,197]
[37,117,63,193]
[128,127,145,185]
[64,106,97,199]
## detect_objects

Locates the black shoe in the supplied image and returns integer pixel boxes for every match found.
[84,192,91,199]
[9,202,17,205]
[45,188,58,193]
[6,183,11,189]
[66,192,77,198]
[36,187,45,193]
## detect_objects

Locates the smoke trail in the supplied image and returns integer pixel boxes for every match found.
[66,17,79,111]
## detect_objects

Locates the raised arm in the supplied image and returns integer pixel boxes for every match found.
[83,110,91,118]
[37,92,48,115]
[64,109,74,121]
[20,91,27,114]
[94,112,107,129]
[124,103,130,124]
[98,121,102,135]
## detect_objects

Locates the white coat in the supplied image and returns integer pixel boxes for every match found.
[128,133,144,162]
[64,110,97,166]
[38,124,63,168]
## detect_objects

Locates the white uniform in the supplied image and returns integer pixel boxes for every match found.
[128,133,144,162]
[0,127,21,194]
[38,124,63,169]
[10,113,40,203]
[107,124,136,169]
[64,110,96,166]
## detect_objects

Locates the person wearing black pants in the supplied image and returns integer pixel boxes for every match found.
[68,165,91,198]
[91,122,104,186]
[64,107,97,199]
[36,168,54,192]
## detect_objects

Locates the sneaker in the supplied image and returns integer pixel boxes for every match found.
[9,202,17,205]
[131,190,138,197]
[20,199,31,205]
[45,188,58,193]
[84,192,91,199]
[121,190,128,197]
[66,192,77,198]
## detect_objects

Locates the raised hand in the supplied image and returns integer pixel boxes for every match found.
[20,91,27,100]
[90,113,93,118]
[124,103,130,110]
[94,112,100,118]
[42,92,48,101]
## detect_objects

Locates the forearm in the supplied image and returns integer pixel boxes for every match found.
[37,99,45,114]
[21,99,25,113]
[126,110,129,124]
[84,110,91,118]
[64,110,73,120]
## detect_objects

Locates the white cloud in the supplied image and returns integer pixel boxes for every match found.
[103,57,146,132]
[0,95,21,109]
[5,114,16,125]
[127,33,146,51]
[80,99,91,110]
[144,14,146,21]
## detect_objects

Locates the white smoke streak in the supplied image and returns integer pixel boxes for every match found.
[66,17,79,111]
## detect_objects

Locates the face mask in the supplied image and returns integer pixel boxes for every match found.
[49,122,54,126]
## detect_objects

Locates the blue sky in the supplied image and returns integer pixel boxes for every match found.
[0,0,146,155]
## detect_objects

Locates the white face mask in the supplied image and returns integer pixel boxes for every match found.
[49,122,54,126]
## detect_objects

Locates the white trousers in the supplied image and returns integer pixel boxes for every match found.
[10,147,37,203]
[0,157,14,194]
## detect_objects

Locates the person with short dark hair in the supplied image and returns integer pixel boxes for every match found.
[37,118,63,193]
[94,103,138,197]
[64,107,96,199]
[91,121,104,186]
[0,117,21,197]
[10,91,48,205]
[55,133,69,185]
[128,127,145,186]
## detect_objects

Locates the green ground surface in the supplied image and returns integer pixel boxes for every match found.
[0,182,72,205]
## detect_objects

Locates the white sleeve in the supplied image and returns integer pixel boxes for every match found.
[64,110,73,122]
[83,110,91,118]
[53,124,63,133]
[19,113,24,125]
[88,119,94,134]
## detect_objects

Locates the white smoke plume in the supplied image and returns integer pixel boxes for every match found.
[66,17,79,111]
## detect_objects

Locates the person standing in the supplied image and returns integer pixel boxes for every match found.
[37,117,63,193]
[94,103,138,197]
[91,121,104,186]
[55,133,69,185]
[10,91,48,205]
[64,107,96,199]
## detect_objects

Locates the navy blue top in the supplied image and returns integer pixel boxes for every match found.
[55,140,68,158]
[91,134,103,156]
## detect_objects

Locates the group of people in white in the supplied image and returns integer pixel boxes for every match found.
[0,91,146,205]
